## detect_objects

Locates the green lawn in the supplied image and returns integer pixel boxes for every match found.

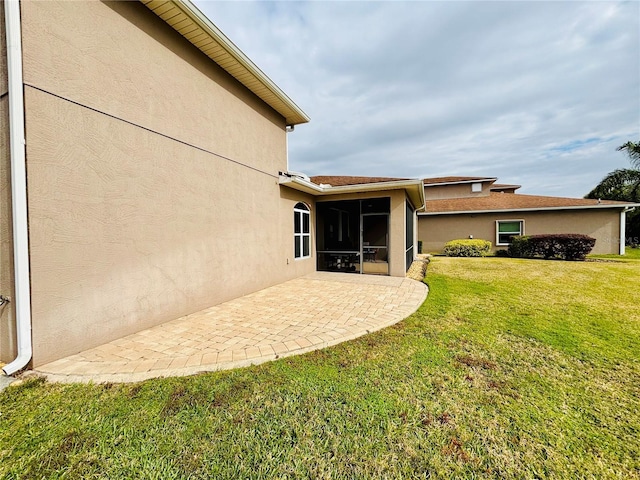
[590,246,640,261]
[1,257,639,479]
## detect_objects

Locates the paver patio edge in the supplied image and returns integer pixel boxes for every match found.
[31,275,428,384]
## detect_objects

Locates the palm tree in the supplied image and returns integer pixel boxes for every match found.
[586,140,640,202]
[586,141,640,245]
[617,141,640,168]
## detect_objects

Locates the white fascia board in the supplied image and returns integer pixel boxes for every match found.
[418,203,640,216]
[279,175,426,209]
[278,175,324,195]
[423,178,497,187]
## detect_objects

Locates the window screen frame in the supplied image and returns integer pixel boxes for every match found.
[294,202,311,259]
[496,219,524,246]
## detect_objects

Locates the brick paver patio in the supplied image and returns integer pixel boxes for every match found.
[35,272,428,383]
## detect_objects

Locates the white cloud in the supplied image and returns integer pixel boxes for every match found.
[195,0,640,197]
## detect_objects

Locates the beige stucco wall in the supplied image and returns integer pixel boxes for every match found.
[389,192,408,276]
[418,209,623,255]
[20,0,315,366]
[423,181,492,200]
[315,190,408,277]
[21,1,287,177]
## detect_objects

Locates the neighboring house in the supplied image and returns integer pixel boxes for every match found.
[1,1,423,371]
[418,177,638,255]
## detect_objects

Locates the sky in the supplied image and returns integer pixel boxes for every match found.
[194,0,640,198]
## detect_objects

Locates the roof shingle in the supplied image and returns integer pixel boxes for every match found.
[424,192,635,214]
[310,175,410,187]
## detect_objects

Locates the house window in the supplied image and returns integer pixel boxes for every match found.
[294,202,310,259]
[472,182,482,193]
[496,220,524,245]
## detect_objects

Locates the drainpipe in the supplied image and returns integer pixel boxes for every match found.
[3,0,33,375]
[619,208,629,256]
[285,125,294,172]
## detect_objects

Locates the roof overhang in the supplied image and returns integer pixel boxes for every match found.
[140,0,309,126]
[418,203,640,216]
[490,184,522,191]
[279,173,426,211]
[423,177,497,187]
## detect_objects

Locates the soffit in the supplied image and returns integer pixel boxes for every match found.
[141,0,309,126]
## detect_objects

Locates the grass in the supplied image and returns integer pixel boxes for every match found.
[589,246,640,261]
[1,257,639,478]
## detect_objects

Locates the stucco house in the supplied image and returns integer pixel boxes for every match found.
[2,0,635,375]
[1,0,424,372]
[417,176,638,255]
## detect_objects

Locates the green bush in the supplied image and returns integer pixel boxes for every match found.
[443,239,492,257]
[508,234,596,261]
[508,236,532,258]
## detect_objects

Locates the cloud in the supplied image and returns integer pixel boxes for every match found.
[195,0,640,198]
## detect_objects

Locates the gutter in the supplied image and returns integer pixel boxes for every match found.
[3,0,33,375]
[424,178,497,187]
[279,172,426,211]
[418,203,640,216]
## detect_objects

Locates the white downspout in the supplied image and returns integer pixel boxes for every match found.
[285,125,294,172]
[619,208,628,256]
[3,0,32,375]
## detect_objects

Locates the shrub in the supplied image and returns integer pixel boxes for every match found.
[508,236,532,258]
[443,239,492,257]
[495,249,510,257]
[508,234,596,261]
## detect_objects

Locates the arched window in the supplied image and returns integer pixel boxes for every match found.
[294,202,311,259]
